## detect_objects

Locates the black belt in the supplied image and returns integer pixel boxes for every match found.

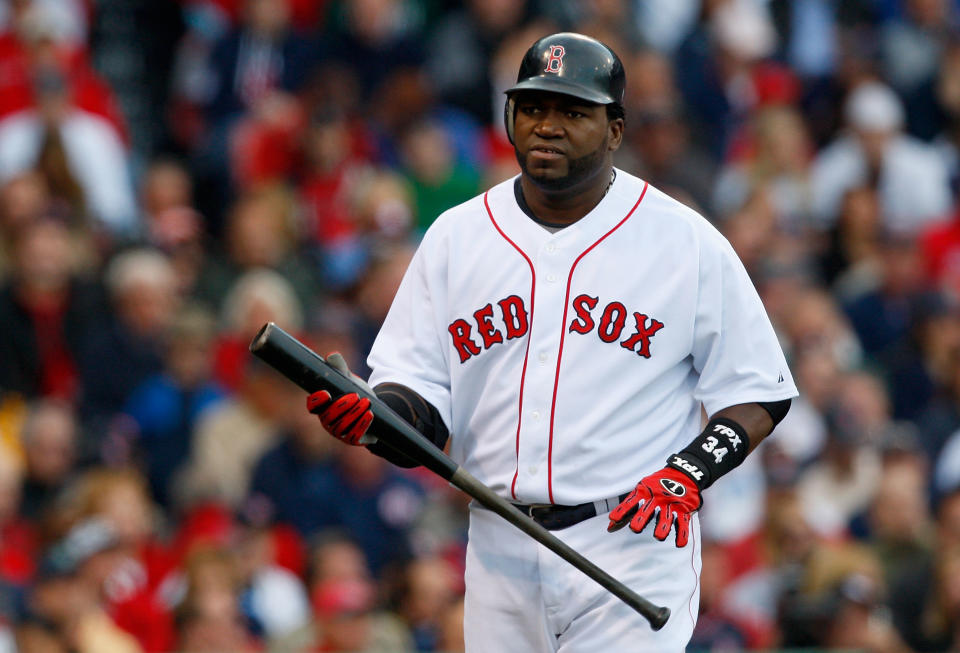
[512,493,630,531]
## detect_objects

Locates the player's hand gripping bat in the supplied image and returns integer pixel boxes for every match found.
[249,322,670,630]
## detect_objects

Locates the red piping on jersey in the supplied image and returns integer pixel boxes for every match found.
[688,527,700,627]
[484,190,536,500]
[547,182,648,503]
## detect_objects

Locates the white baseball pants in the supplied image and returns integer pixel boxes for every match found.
[463,501,701,652]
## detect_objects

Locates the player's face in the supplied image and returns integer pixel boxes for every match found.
[512,91,623,191]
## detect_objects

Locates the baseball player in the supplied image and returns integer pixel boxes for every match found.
[307,33,797,652]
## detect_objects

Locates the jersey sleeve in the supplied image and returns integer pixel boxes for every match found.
[367,232,453,431]
[690,230,798,417]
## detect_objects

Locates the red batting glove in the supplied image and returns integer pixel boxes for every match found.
[606,467,702,547]
[306,390,375,446]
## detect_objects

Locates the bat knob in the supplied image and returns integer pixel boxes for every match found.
[650,606,670,631]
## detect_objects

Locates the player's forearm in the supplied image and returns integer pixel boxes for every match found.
[711,402,776,454]
[667,399,791,490]
[366,382,450,468]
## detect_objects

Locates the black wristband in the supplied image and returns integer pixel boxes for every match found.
[666,417,750,490]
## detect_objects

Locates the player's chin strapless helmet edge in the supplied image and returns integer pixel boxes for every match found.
[503,32,626,144]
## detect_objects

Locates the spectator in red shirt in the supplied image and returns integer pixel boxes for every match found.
[0,216,106,402]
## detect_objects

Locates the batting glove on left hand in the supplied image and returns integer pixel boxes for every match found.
[607,467,701,547]
[305,353,378,446]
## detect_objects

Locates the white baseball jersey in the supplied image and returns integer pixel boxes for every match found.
[368,169,797,507]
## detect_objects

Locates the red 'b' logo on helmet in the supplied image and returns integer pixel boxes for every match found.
[544,45,565,73]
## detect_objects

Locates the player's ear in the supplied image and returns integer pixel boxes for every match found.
[608,117,624,152]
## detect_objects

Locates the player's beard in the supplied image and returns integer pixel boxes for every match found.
[516,136,610,192]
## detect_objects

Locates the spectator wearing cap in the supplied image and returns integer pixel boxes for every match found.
[351,242,416,375]
[26,517,145,653]
[274,530,415,652]
[310,577,376,652]
[67,468,176,652]
[304,574,413,653]
[810,80,952,235]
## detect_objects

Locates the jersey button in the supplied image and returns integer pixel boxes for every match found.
[538,352,548,363]
[532,410,541,420]
[546,243,556,253]
[546,274,557,282]
[528,465,538,475]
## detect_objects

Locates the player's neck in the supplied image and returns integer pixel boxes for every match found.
[520,166,615,226]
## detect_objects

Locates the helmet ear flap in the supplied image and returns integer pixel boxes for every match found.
[504,96,516,144]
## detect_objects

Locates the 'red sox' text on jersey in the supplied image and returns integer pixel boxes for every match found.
[368,169,796,507]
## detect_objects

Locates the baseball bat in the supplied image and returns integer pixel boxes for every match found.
[250,322,670,631]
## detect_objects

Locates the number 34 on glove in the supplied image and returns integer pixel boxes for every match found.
[608,417,750,548]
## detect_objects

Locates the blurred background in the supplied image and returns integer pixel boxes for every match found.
[0,0,960,651]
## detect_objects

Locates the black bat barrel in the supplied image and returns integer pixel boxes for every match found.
[249,322,459,481]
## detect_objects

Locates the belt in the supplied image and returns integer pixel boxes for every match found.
[512,493,630,531]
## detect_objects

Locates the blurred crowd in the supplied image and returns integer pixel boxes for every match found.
[1,0,960,651]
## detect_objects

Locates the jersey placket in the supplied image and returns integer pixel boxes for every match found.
[513,235,568,504]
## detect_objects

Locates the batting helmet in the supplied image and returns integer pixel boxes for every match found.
[503,32,626,143]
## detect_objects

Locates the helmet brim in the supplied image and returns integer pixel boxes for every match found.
[504,76,615,106]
